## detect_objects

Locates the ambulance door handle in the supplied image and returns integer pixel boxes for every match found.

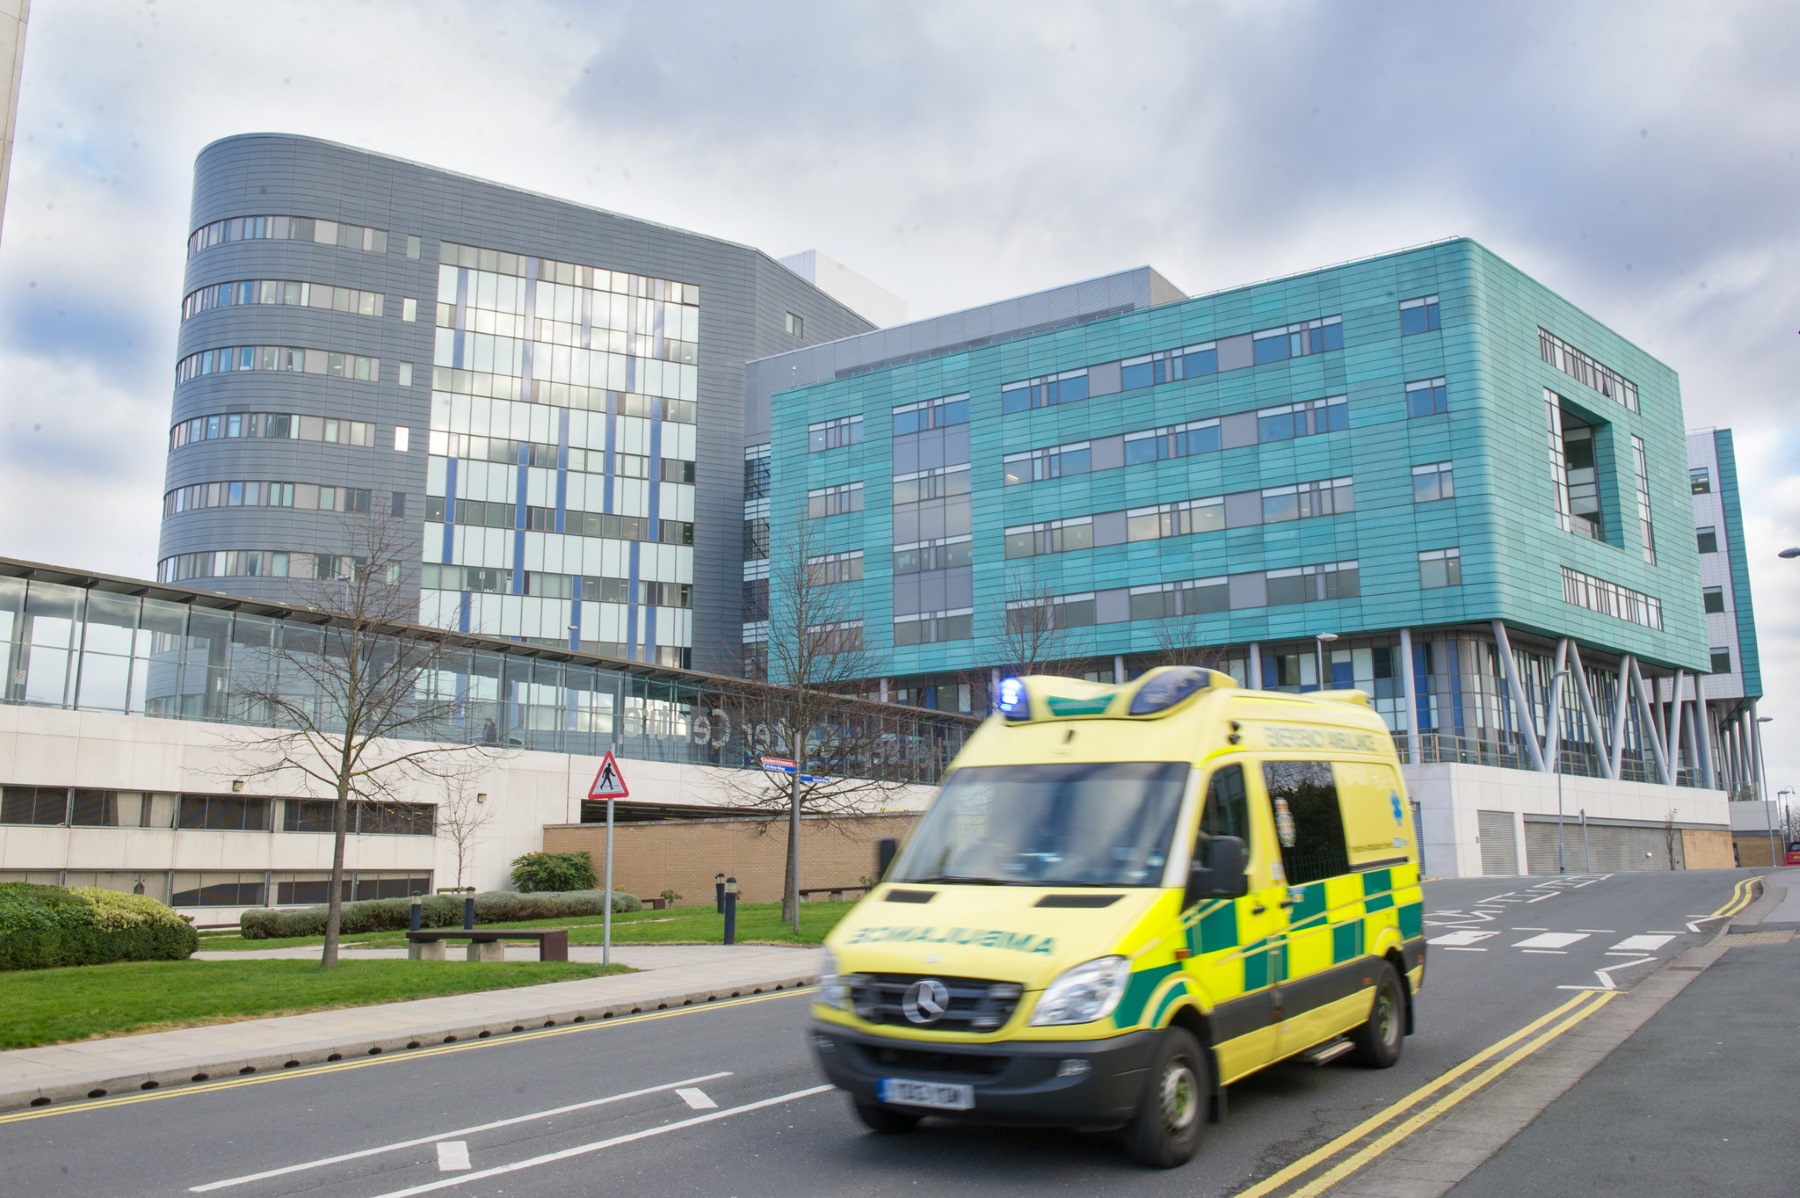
[1277,898,1296,909]
[1251,903,1268,915]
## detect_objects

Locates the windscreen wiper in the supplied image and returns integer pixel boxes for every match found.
[903,874,1014,885]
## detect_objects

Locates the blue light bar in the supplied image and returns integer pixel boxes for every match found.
[996,676,1031,721]
[1129,667,1212,716]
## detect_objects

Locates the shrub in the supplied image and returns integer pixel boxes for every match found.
[0,883,199,970]
[511,851,598,893]
[236,887,639,939]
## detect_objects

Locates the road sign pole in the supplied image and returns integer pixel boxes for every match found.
[603,795,615,966]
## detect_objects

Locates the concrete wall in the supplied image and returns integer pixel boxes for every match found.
[0,703,929,922]
[543,812,921,908]
[1404,761,1729,878]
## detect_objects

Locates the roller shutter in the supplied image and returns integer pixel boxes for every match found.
[1477,809,1519,876]
[1524,817,1682,873]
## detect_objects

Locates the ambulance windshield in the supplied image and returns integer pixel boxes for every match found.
[892,761,1189,888]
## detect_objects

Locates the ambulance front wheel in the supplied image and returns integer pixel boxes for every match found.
[851,1097,921,1135]
[1122,1026,1206,1168]
[1348,961,1405,1068]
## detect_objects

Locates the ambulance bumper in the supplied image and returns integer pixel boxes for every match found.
[808,1021,1161,1128]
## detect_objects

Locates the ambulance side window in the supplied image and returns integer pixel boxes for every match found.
[1200,766,1250,843]
[1263,760,1349,886]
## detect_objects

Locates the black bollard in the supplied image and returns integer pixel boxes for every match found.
[714,872,726,914]
[409,892,423,933]
[463,888,476,931]
[723,877,738,945]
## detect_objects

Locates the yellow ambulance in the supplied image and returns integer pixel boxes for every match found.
[809,666,1426,1167]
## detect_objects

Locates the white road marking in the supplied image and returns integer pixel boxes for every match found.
[1575,929,1615,934]
[676,1087,718,1110]
[1520,949,1567,954]
[189,1071,734,1191]
[365,1085,836,1198]
[1440,947,1488,952]
[1428,930,1499,947]
[1609,934,1677,953]
[436,1143,470,1172]
[1512,927,1549,932]
[1527,891,1560,902]
[1559,955,1657,992]
[1513,932,1590,949]
[1649,930,1682,935]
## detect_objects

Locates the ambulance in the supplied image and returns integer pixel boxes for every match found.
[809,666,1426,1167]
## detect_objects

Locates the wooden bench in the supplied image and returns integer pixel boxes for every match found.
[406,929,569,962]
[797,885,869,903]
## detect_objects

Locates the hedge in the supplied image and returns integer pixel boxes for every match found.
[510,851,598,893]
[238,888,641,939]
[0,883,199,970]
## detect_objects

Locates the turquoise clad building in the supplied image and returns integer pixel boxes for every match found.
[758,239,1746,810]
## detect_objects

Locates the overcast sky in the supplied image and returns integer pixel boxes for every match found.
[0,0,1794,786]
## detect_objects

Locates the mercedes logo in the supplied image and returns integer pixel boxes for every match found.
[902,978,951,1025]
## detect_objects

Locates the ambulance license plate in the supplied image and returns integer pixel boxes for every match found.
[877,1078,974,1110]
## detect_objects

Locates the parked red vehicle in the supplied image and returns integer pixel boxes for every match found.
[1783,841,1800,867]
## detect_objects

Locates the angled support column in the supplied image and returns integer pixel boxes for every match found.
[1566,643,1616,780]
[1492,621,1547,772]
[1610,655,1634,780]
[1629,659,1671,784]
[1667,670,1688,783]
[1545,639,1570,773]
[1399,628,1422,765]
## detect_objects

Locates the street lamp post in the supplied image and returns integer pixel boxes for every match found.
[1315,633,1339,691]
[1780,788,1796,855]
[1553,668,1570,873]
[1758,716,1776,866]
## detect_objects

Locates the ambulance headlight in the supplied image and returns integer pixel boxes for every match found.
[1029,956,1132,1025]
[818,950,864,1012]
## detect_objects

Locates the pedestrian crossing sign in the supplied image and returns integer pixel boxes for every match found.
[588,751,629,799]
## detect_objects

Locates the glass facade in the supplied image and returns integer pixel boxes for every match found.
[0,566,971,783]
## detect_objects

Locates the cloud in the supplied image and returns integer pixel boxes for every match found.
[0,0,1792,786]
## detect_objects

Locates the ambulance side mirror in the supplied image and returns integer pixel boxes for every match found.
[1184,835,1248,906]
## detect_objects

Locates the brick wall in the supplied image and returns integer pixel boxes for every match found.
[543,814,919,906]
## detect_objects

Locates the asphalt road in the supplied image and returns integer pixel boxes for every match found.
[0,870,1754,1198]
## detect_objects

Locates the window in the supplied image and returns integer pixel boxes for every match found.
[1127,497,1225,542]
[892,611,973,646]
[1631,435,1655,564]
[1412,462,1455,503]
[170,412,375,449]
[1539,329,1638,413]
[1124,419,1221,465]
[157,549,367,583]
[808,551,864,585]
[181,280,386,322]
[1711,647,1733,675]
[1004,442,1092,485]
[785,312,804,338]
[1400,295,1441,335]
[1697,526,1719,554]
[743,518,770,559]
[1266,561,1360,606]
[1702,586,1726,614]
[1546,394,1603,540]
[1252,317,1343,364]
[1005,594,1096,632]
[393,426,411,453]
[1129,578,1228,621]
[398,362,414,387]
[406,234,422,259]
[71,789,118,826]
[1192,765,1251,887]
[892,538,972,574]
[1418,548,1462,589]
[1690,467,1711,494]
[171,873,267,907]
[1255,396,1348,442]
[807,482,863,518]
[1263,477,1353,523]
[187,215,388,257]
[893,394,969,435]
[1001,368,1090,414]
[177,794,270,832]
[1,786,66,825]
[808,415,862,452]
[177,345,380,385]
[1004,517,1095,559]
[163,481,373,517]
[891,465,971,505]
[1406,377,1447,418]
[744,453,770,500]
[810,620,862,654]
[1561,566,1663,630]
[402,297,418,322]
[1262,761,1348,886]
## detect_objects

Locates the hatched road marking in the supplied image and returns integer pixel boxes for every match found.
[435,1142,470,1172]
[1609,934,1676,953]
[1427,930,1499,947]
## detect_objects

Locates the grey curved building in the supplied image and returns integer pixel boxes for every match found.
[158,133,872,669]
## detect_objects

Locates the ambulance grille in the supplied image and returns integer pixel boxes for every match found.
[849,974,1024,1032]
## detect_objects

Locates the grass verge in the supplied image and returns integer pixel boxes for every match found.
[0,959,631,1050]
[199,900,855,952]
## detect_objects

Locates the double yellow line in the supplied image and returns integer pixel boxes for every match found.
[0,987,815,1127]
[1713,875,1761,921]
[1234,989,1616,1197]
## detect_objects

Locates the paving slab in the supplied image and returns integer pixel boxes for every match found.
[0,944,821,1113]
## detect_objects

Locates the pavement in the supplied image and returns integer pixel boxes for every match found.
[0,942,822,1114]
[1444,871,1800,1198]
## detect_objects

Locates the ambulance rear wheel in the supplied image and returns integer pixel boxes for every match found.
[1348,962,1404,1068]
[1122,1027,1206,1168]
[851,1097,921,1134]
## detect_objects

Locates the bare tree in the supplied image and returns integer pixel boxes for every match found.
[991,570,1098,679]
[722,506,913,932]
[228,512,501,966]
[1145,597,1233,673]
[1664,806,1679,871]
[437,777,497,890]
